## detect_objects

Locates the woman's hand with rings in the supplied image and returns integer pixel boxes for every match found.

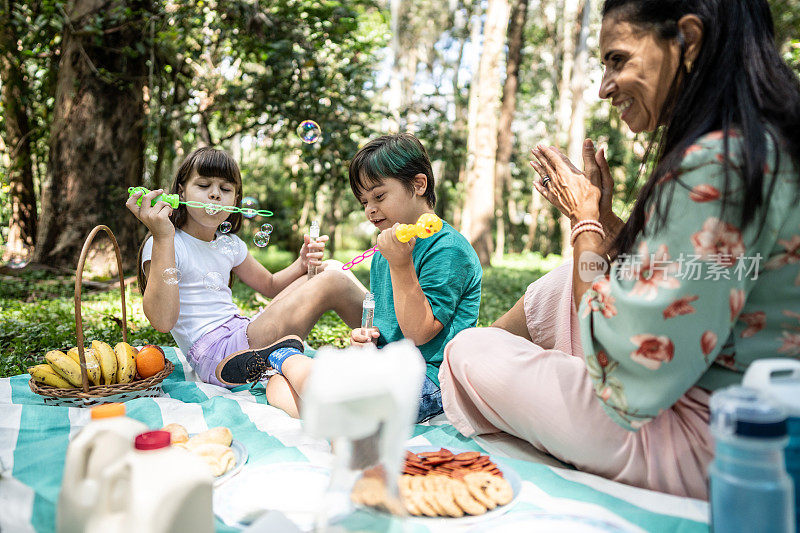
[529,139,603,224]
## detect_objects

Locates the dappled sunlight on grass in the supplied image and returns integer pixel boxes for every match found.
[1,251,561,378]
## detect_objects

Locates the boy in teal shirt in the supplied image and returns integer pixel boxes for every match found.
[217,134,481,423]
[348,134,482,421]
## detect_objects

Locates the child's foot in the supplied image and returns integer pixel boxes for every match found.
[215,335,304,387]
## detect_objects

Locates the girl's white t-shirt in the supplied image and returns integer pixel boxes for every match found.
[141,229,248,356]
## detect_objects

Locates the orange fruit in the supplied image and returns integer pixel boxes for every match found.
[136,345,165,379]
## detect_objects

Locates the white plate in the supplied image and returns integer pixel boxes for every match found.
[187,434,248,487]
[356,445,522,526]
[217,439,248,487]
[213,462,345,530]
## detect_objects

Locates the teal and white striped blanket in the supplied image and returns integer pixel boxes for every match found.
[0,347,709,532]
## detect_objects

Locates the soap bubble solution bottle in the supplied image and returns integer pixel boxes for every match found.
[308,220,320,279]
[709,386,795,533]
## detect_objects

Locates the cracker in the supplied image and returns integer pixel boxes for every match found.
[463,472,513,506]
[449,477,487,515]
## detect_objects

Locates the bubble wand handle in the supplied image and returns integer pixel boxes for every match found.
[341,214,442,270]
[128,186,180,209]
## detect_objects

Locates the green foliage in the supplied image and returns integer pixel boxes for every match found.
[0,250,555,378]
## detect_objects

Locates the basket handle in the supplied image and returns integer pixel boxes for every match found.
[74,225,128,393]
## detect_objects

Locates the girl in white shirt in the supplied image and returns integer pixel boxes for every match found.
[128,147,369,414]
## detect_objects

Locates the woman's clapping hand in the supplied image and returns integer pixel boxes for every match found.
[530,139,612,225]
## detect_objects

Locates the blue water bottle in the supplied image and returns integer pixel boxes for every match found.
[744,359,800,533]
[709,386,794,533]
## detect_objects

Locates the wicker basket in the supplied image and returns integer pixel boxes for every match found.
[28,225,174,407]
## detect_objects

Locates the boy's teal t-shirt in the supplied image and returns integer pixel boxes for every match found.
[370,220,482,387]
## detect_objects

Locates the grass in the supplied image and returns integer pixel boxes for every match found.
[0,249,560,378]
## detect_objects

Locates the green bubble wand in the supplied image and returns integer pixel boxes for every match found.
[128,187,273,217]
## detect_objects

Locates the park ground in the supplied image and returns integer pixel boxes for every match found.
[0,249,562,378]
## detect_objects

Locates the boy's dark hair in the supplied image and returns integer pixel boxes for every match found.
[136,147,243,293]
[348,133,436,207]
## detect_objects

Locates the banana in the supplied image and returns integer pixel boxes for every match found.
[91,340,118,385]
[66,347,102,385]
[28,364,75,388]
[114,342,138,384]
[44,350,84,387]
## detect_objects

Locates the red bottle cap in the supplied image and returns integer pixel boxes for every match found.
[134,430,171,450]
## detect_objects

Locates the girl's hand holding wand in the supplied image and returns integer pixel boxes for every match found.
[126,188,175,238]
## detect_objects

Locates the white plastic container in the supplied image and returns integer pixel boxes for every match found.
[743,359,800,532]
[57,403,148,533]
[85,430,214,533]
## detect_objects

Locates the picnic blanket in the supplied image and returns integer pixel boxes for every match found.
[0,347,710,532]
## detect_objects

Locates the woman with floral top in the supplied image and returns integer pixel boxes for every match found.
[439,0,800,499]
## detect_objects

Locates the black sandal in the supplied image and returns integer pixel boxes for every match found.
[215,335,304,387]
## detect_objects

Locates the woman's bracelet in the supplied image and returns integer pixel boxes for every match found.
[571,219,603,232]
[570,219,605,246]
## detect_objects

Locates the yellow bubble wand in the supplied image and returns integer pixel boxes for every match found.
[342,213,443,270]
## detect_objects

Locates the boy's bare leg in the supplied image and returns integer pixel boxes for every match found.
[246,259,367,347]
[265,374,302,418]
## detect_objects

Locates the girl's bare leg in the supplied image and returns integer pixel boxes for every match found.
[246,260,367,347]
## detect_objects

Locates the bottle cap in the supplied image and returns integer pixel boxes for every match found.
[711,386,787,439]
[91,403,126,419]
[134,430,171,450]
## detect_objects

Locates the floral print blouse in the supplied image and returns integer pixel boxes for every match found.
[578,131,800,431]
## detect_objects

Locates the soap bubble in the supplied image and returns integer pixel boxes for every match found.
[219,221,232,233]
[162,267,182,285]
[212,234,236,256]
[260,223,273,234]
[241,197,259,219]
[297,120,321,144]
[205,203,222,215]
[253,231,270,247]
[203,271,224,291]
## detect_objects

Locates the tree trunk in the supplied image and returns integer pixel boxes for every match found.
[461,0,511,265]
[493,0,529,262]
[454,6,484,230]
[0,0,38,262]
[35,0,152,270]
[561,0,591,258]
[554,0,580,255]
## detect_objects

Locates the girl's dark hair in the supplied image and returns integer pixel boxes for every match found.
[603,0,800,256]
[136,147,244,292]
[348,133,436,207]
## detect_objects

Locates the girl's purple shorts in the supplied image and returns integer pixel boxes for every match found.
[187,314,251,388]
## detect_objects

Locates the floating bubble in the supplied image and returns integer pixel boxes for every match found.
[162,267,182,285]
[212,234,236,256]
[241,197,259,219]
[260,223,273,234]
[205,203,222,215]
[203,271,225,291]
[253,231,270,247]
[219,221,232,233]
[297,120,321,144]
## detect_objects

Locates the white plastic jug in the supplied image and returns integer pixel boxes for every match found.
[85,430,214,533]
[57,403,148,533]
